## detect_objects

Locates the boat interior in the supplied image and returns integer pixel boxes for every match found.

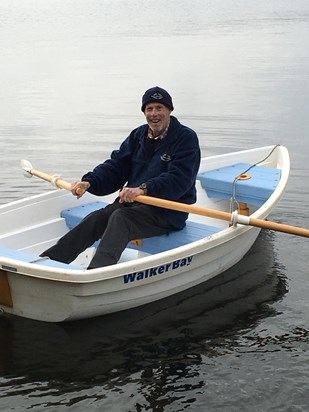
[0,161,281,270]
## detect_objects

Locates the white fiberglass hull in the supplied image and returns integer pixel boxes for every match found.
[0,145,290,322]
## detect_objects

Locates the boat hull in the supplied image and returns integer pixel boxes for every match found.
[0,145,290,322]
[1,226,259,322]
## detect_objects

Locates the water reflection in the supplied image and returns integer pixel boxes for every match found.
[0,231,287,386]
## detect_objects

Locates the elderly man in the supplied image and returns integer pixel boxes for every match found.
[40,86,201,268]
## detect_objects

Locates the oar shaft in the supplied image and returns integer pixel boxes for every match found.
[135,195,309,238]
[30,168,84,195]
[248,217,309,237]
[30,169,72,191]
[135,195,232,221]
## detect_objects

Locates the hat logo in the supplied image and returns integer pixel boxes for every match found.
[151,92,164,100]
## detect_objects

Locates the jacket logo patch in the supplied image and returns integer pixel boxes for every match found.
[161,154,171,162]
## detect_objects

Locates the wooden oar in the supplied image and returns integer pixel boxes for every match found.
[135,195,309,238]
[21,160,83,195]
[21,161,309,238]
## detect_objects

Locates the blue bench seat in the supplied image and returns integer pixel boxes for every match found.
[128,221,221,254]
[60,201,109,230]
[197,163,281,206]
[61,202,222,255]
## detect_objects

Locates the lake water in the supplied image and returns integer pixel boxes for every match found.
[0,1,309,411]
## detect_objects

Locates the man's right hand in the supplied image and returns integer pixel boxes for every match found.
[71,181,91,199]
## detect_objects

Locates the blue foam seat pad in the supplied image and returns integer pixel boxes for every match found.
[61,201,108,229]
[0,246,79,269]
[197,163,281,206]
[128,221,221,254]
[61,202,222,255]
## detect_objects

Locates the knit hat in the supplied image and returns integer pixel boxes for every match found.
[141,86,174,112]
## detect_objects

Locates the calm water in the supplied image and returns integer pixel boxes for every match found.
[0,1,309,411]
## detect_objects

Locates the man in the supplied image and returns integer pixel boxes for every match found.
[40,86,201,269]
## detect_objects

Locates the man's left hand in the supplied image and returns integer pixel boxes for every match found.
[119,187,144,203]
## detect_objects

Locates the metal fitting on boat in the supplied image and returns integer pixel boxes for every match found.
[230,210,250,227]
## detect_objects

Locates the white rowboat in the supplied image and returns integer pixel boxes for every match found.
[0,145,297,322]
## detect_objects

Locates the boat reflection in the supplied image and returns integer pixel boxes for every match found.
[0,231,288,383]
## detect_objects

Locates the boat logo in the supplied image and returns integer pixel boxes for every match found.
[161,154,171,162]
[150,92,164,100]
[123,256,193,284]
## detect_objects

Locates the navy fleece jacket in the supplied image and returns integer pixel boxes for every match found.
[82,116,201,229]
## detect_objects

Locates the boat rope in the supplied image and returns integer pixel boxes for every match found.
[229,144,281,213]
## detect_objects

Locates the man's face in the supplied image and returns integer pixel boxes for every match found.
[144,103,171,136]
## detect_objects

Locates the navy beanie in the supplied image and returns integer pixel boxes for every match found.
[141,86,174,112]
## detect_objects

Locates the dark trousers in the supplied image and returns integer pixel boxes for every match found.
[41,202,175,269]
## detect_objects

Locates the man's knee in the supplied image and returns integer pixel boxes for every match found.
[109,207,131,226]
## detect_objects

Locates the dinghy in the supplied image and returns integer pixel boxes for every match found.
[0,145,306,322]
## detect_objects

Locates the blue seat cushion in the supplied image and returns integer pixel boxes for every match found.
[128,221,221,254]
[61,201,108,229]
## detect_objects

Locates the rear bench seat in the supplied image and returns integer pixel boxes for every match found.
[197,163,281,206]
[61,201,222,255]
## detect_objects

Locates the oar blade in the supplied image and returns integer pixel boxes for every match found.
[20,159,34,178]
